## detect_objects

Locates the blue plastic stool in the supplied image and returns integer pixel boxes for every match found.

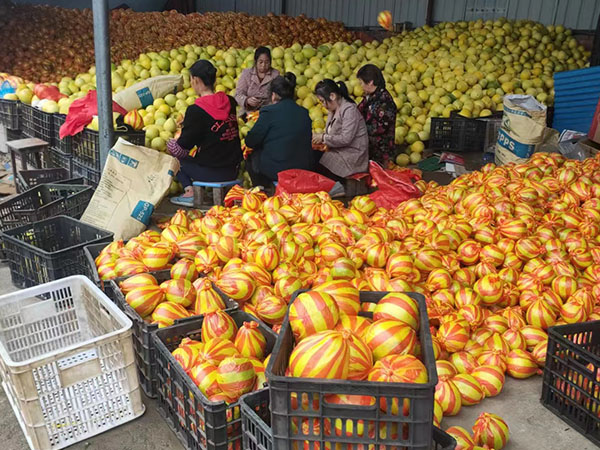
[192,180,240,209]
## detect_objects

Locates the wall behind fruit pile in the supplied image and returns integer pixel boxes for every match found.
[195,0,600,31]
[12,0,167,11]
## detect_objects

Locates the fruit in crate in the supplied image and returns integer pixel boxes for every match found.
[171,315,271,403]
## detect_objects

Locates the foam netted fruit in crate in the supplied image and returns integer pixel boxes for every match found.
[240,389,457,450]
[110,271,238,399]
[542,321,600,447]
[266,290,438,450]
[153,311,277,450]
[0,275,144,450]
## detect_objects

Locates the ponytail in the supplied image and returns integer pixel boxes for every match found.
[336,81,354,103]
[315,79,355,104]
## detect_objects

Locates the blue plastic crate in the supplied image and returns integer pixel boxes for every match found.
[553,67,600,134]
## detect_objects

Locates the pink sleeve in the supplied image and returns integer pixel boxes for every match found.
[235,70,250,108]
[167,139,187,160]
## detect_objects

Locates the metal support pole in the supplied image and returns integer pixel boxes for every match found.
[93,0,113,170]
[425,0,435,26]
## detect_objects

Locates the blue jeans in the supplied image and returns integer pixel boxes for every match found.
[176,156,238,188]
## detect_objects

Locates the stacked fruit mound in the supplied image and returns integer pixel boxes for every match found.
[0,6,352,82]
[170,318,270,404]
[3,18,589,157]
[95,152,600,433]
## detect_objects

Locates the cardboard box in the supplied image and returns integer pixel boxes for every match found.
[578,138,600,156]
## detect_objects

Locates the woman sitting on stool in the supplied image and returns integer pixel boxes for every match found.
[311,79,369,181]
[167,60,242,206]
[245,72,314,187]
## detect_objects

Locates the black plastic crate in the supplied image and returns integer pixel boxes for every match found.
[33,108,55,147]
[430,112,495,152]
[266,290,437,450]
[0,183,93,232]
[19,103,35,138]
[241,389,456,450]
[110,271,237,399]
[16,168,81,192]
[49,147,73,175]
[542,321,600,447]
[73,127,145,172]
[153,311,277,450]
[52,113,76,154]
[0,99,19,130]
[0,215,113,288]
[72,159,101,187]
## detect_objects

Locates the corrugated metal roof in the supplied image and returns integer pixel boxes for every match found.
[553,67,600,133]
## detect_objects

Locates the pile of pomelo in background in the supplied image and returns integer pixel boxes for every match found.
[95,151,600,448]
[1,15,590,163]
[0,6,352,82]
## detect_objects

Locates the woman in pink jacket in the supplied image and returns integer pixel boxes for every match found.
[235,47,280,117]
[312,79,369,180]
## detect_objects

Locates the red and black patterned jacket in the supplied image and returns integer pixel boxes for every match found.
[358,87,397,165]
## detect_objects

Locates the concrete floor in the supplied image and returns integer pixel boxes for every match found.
[0,263,596,450]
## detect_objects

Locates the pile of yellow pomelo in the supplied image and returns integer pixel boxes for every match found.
[6,18,589,164]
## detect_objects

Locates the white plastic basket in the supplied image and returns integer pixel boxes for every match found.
[0,275,145,450]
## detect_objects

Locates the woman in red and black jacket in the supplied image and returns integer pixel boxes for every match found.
[167,60,242,206]
[357,64,397,166]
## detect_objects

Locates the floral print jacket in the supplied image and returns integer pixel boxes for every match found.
[358,87,397,164]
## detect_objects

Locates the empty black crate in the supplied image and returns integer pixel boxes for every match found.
[52,113,76,154]
[72,159,101,187]
[153,312,277,450]
[49,148,73,175]
[0,183,93,232]
[266,291,437,450]
[1,215,113,288]
[74,128,145,172]
[0,99,19,130]
[110,272,237,399]
[241,389,456,450]
[16,168,82,192]
[430,112,490,152]
[542,321,600,447]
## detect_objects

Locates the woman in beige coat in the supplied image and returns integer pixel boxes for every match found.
[235,46,280,117]
[312,79,369,180]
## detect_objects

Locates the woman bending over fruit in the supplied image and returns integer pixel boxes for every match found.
[245,72,314,187]
[312,79,369,181]
[235,47,280,117]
